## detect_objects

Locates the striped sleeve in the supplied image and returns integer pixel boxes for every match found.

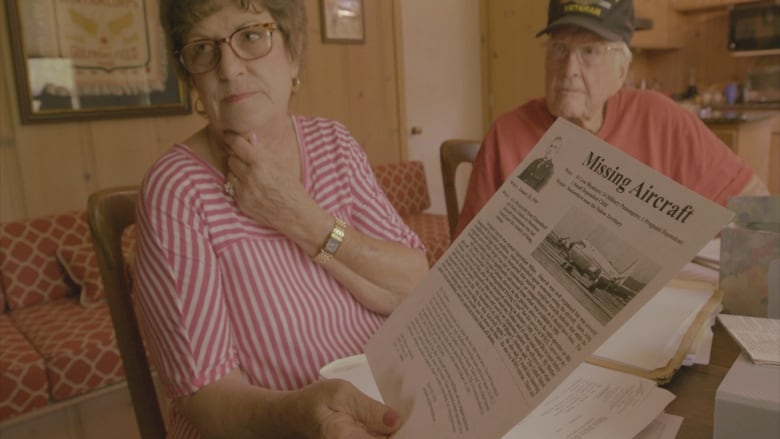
[299,116,425,251]
[134,150,238,397]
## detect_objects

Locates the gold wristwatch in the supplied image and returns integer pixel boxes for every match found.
[315,219,347,264]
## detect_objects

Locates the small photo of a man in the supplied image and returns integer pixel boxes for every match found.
[518,136,562,191]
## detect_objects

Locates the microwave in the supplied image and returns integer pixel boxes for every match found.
[728,1,780,56]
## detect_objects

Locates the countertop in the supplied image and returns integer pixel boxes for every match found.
[699,109,780,125]
[711,102,780,112]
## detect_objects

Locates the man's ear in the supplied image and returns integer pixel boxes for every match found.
[613,56,630,94]
[619,59,629,84]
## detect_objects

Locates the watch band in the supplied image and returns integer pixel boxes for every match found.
[314,218,347,264]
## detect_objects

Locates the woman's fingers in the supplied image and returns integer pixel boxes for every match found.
[314,380,402,438]
[226,154,250,179]
[221,130,256,163]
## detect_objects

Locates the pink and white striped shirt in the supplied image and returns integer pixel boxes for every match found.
[134,115,423,438]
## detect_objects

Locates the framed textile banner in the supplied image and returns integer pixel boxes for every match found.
[320,0,365,43]
[5,0,190,124]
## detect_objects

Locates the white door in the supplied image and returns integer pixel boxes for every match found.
[399,0,483,215]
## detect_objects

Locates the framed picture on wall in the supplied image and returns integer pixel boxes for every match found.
[320,0,365,44]
[4,0,190,124]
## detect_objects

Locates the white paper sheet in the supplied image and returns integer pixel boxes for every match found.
[504,363,674,438]
[365,118,733,438]
[592,283,716,371]
[633,413,683,439]
[694,238,720,266]
[717,314,780,365]
[319,355,675,439]
[676,261,719,285]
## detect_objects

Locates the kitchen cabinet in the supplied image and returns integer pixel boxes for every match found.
[631,0,683,49]
[632,0,758,48]
[705,114,780,194]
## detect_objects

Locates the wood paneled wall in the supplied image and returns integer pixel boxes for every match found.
[481,0,547,124]
[0,0,406,222]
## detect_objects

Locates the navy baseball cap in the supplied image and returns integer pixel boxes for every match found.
[536,0,635,44]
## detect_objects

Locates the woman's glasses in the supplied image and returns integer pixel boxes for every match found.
[545,40,622,67]
[177,23,277,74]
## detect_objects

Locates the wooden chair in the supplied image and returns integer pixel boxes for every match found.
[87,186,166,439]
[439,139,480,237]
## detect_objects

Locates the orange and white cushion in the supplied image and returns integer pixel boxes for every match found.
[372,161,432,216]
[372,161,451,265]
[402,214,450,265]
[0,212,90,310]
[0,314,48,419]
[9,298,124,401]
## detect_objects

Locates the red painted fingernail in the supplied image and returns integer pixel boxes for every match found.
[383,409,400,427]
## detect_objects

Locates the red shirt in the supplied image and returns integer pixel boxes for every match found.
[456,89,754,236]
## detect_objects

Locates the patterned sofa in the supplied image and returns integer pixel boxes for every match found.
[372,160,451,265]
[0,212,124,422]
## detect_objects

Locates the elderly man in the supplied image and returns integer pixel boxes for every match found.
[455,0,767,237]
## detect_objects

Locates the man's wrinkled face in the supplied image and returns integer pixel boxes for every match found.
[544,26,627,132]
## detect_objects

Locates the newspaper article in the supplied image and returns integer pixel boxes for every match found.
[365,118,734,438]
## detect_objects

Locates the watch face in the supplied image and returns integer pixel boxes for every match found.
[325,238,340,253]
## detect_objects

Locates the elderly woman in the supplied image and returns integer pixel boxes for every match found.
[134,0,429,437]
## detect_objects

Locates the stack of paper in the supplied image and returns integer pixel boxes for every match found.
[677,238,720,284]
[589,280,722,382]
[717,314,780,365]
[693,238,720,271]
[319,355,681,439]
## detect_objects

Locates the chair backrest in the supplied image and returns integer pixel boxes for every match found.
[87,186,166,439]
[440,139,480,237]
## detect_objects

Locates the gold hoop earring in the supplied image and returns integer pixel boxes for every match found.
[194,97,206,117]
[291,77,302,94]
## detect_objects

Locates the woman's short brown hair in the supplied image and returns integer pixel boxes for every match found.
[159,0,307,79]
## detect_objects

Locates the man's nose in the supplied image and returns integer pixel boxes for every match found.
[560,48,582,76]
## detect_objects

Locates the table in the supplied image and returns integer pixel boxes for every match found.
[662,322,741,438]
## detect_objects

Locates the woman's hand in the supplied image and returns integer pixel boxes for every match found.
[219,128,428,315]
[275,379,401,439]
[180,370,401,439]
[222,130,314,232]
